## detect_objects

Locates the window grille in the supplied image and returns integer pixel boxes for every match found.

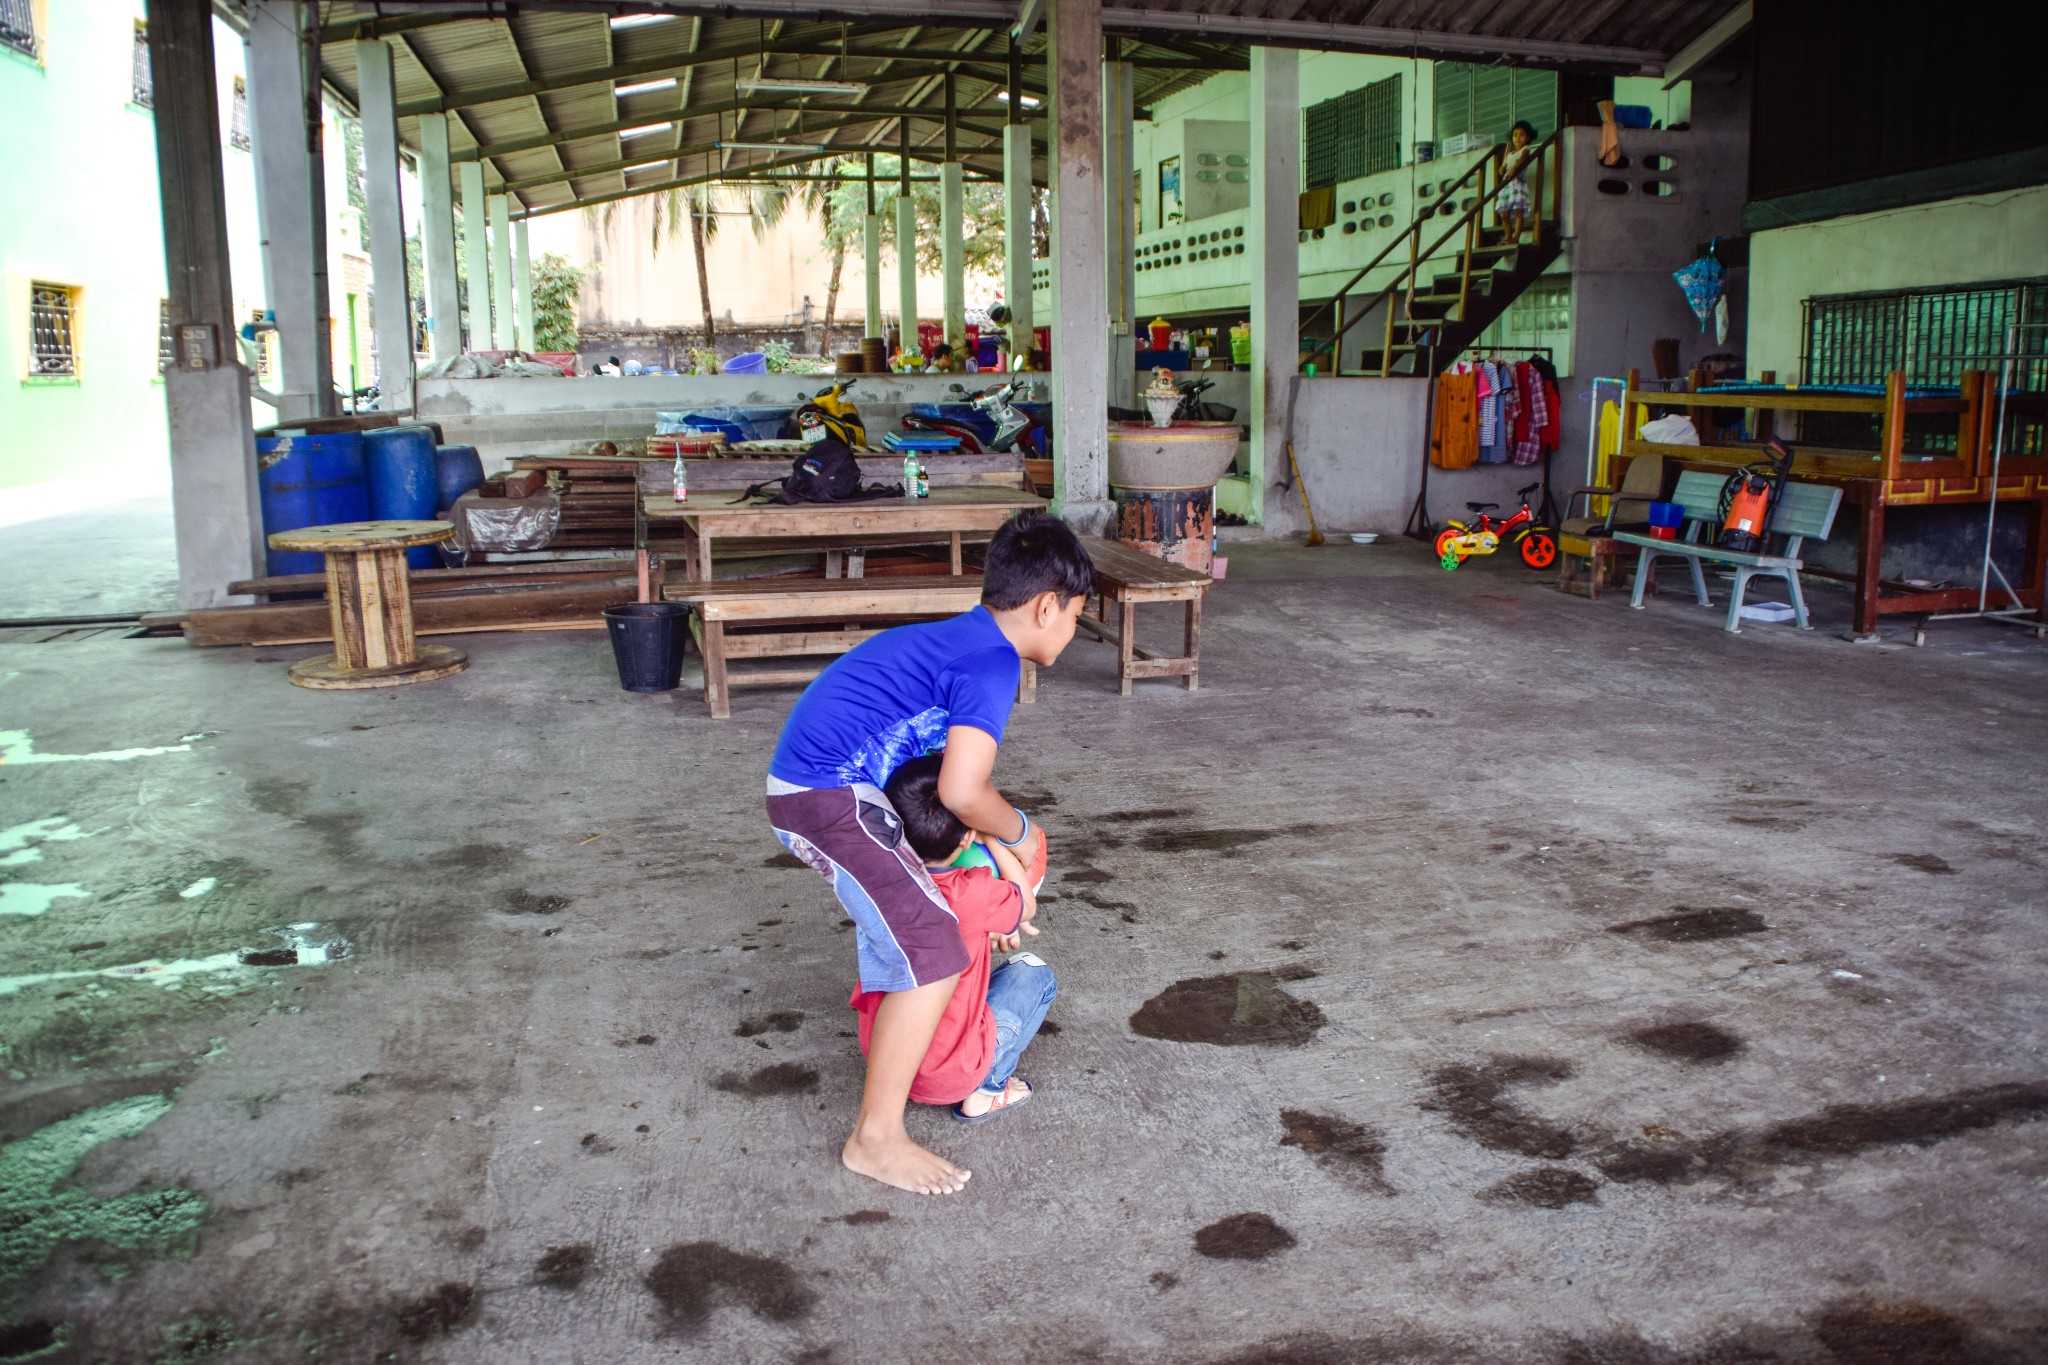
[0,0,37,59]
[1802,279,2048,391]
[30,283,79,377]
[158,299,174,375]
[132,20,153,106]
[1433,64,1558,145]
[1303,75,1401,191]
[229,76,251,151]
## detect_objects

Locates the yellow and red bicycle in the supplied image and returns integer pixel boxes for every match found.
[1434,481,1558,571]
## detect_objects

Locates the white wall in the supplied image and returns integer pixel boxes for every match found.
[1253,376,1429,537]
[1746,185,2048,379]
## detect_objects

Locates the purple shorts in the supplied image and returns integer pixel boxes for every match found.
[766,777,971,994]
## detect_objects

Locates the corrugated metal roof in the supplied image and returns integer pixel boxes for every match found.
[311,0,1735,217]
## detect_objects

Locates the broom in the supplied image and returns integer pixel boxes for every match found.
[1286,442,1326,547]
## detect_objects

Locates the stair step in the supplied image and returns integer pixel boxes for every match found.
[1430,274,1496,297]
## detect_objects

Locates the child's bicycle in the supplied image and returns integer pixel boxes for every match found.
[1434,482,1558,571]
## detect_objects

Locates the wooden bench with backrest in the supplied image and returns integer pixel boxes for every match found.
[1074,536,1213,694]
[1613,470,1844,633]
[637,451,1029,579]
[665,574,1036,718]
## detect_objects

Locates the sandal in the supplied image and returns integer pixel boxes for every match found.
[952,1078,1032,1125]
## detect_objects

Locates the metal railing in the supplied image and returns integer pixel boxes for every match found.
[0,0,36,58]
[1302,126,1564,376]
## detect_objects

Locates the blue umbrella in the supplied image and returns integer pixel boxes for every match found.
[1674,254,1723,333]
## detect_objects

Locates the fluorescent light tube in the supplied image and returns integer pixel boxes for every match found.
[995,90,1042,108]
[610,13,677,28]
[736,77,870,96]
[620,122,673,138]
[716,140,828,153]
[622,159,671,172]
[615,77,678,96]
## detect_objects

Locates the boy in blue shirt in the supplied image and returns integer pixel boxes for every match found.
[767,513,1094,1195]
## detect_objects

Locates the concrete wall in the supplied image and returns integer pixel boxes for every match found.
[416,371,1039,470]
[1746,184,2048,380]
[0,8,259,494]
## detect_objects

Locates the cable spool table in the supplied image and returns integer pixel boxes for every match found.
[264,520,468,689]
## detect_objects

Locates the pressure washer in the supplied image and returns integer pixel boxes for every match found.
[1717,437,1796,554]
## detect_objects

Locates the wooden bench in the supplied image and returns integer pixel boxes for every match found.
[666,575,1035,718]
[1614,471,1843,633]
[1075,536,1213,694]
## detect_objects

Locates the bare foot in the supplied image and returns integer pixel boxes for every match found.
[842,1130,971,1194]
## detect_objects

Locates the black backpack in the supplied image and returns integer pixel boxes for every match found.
[745,436,901,505]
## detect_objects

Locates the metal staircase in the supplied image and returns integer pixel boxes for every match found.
[1302,127,1565,378]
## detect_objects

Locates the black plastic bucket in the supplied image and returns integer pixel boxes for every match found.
[603,602,690,692]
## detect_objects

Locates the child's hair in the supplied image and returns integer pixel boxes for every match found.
[983,512,1096,609]
[885,754,969,862]
[1510,120,1537,141]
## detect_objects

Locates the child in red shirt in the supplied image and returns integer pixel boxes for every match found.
[853,755,1056,1122]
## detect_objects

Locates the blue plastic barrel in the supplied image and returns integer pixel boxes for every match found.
[434,444,485,511]
[257,432,369,577]
[363,425,441,568]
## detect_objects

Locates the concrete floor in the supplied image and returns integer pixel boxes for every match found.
[2,540,2045,1364]
[0,496,180,621]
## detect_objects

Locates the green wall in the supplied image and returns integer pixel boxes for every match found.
[0,5,261,494]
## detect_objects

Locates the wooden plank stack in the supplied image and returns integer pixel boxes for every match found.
[510,454,659,550]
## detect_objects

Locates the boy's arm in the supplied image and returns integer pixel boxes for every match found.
[984,838,1038,938]
[937,726,1046,866]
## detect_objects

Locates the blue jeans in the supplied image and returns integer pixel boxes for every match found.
[974,954,1057,1097]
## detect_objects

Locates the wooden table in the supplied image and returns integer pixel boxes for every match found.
[634,486,1046,601]
[1075,535,1214,694]
[264,521,468,689]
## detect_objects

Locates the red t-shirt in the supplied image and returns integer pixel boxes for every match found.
[850,864,1024,1106]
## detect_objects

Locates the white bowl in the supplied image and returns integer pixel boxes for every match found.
[1349,532,1379,544]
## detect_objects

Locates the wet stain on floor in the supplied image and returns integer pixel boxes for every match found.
[825,1210,890,1226]
[1151,828,1282,855]
[712,1063,821,1097]
[1129,972,1326,1047]
[645,1242,816,1333]
[1605,906,1768,942]
[1103,808,1182,823]
[1623,1021,1745,1064]
[394,1283,475,1341]
[1891,852,1956,875]
[1278,1109,1393,1195]
[534,1243,594,1289]
[1421,1056,1579,1158]
[504,889,570,915]
[1193,1212,1297,1261]
[1479,1167,1599,1208]
[762,853,806,869]
[735,1011,805,1038]
[1811,1300,2013,1365]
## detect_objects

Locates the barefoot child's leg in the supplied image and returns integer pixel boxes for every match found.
[848,978,971,1192]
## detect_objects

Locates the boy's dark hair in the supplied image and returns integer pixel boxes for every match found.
[982,512,1095,610]
[885,755,969,862]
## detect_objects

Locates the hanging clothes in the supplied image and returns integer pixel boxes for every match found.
[1529,355,1563,453]
[1511,361,1545,465]
[1430,369,1479,470]
[1498,366,1525,465]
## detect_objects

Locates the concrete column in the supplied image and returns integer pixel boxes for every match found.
[147,0,261,607]
[458,161,489,351]
[864,213,884,339]
[416,113,460,363]
[488,194,514,351]
[1047,0,1111,532]
[245,0,331,418]
[514,219,535,352]
[354,39,412,411]
[1003,123,1035,364]
[1247,47,1300,530]
[321,104,353,386]
[941,161,966,354]
[896,195,919,357]
[1103,52,1136,409]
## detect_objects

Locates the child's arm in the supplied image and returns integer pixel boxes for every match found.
[983,837,1038,953]
[937,726,1045,866]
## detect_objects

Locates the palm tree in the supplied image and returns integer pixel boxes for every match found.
[596,180,789,350]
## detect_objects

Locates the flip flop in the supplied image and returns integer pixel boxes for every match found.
[952,1078,1032,1125]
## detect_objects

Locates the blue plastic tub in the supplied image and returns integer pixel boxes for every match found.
[723,351,768,375]
[672,405,790,443]
[434,444,484,511]
[258,432,369,577]
[911,402,997,445]
[362,425,441,569]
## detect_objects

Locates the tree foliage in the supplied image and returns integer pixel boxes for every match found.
[531,253,584,353]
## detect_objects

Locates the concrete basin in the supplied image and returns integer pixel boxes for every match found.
[1106,420,1241,491]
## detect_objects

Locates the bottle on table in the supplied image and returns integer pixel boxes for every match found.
[672,450,689,503]
[902,452,926,499]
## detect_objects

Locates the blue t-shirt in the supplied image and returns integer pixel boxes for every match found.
[769,606,1021,790]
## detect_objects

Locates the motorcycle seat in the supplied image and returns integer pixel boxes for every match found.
[1465,501,1498,513]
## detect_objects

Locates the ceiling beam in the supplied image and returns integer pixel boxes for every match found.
[453,97,1011,164]
[1661,0,1751,89]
